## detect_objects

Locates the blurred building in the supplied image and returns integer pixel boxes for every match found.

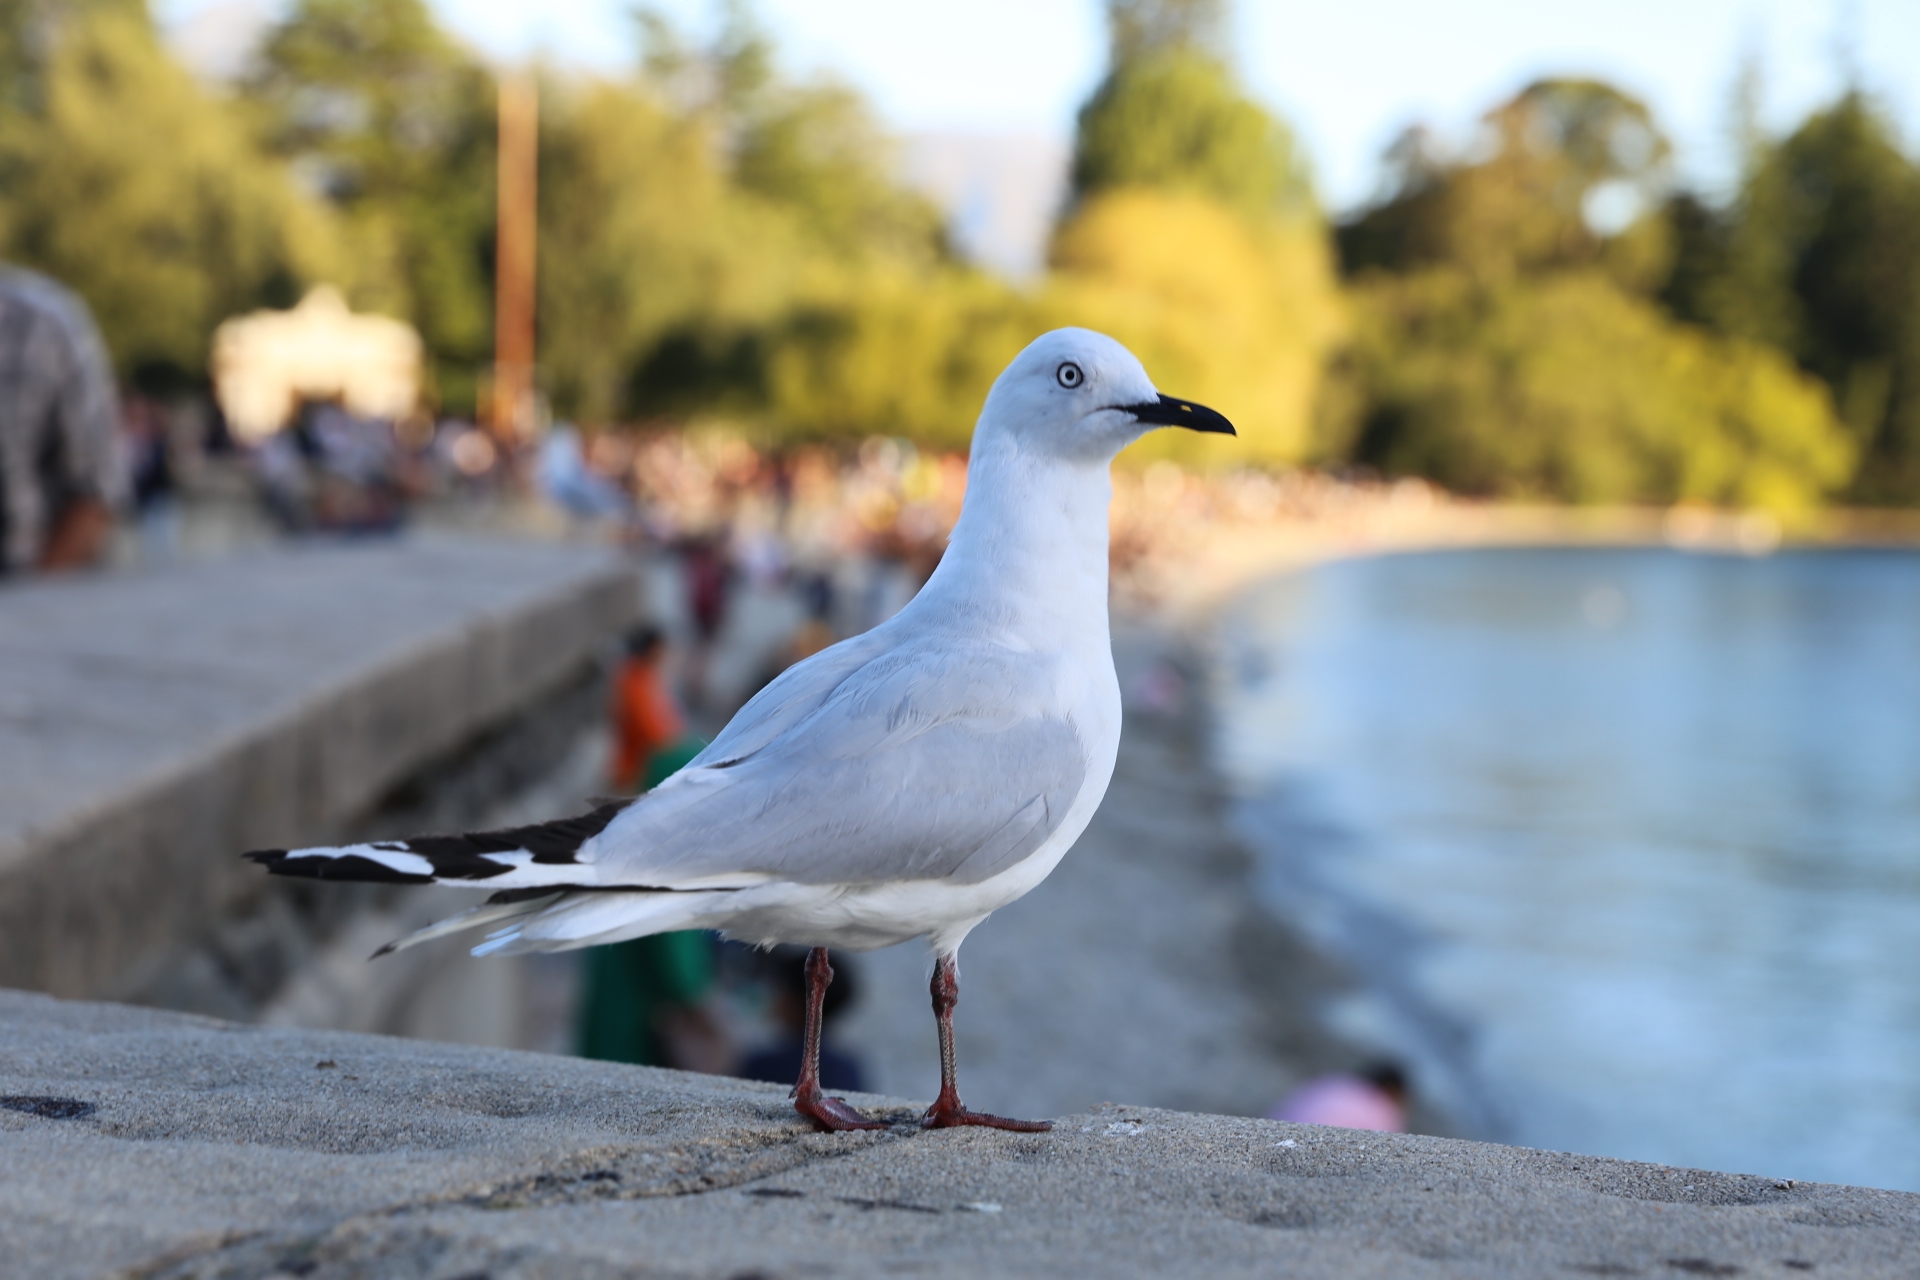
[210,287,422,445]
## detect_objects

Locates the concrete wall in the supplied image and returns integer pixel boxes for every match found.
[4,990,1915,1279]
[0,536,634,1007]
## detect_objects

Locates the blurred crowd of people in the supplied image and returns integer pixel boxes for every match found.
[0,259,978,597]
[0,264,520,572]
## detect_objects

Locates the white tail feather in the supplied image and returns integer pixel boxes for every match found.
[372,893,562,958]
[472,890,731,957]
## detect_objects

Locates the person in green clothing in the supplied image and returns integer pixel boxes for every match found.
[575,923,722,1068]
[576,633,729,1070]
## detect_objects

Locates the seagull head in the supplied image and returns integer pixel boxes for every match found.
[978,328,1235,463]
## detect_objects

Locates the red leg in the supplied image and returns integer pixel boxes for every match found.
[920,953,1051,1132]
[792,947,886,1132]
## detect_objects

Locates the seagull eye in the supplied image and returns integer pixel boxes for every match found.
[1055,362,1084,389]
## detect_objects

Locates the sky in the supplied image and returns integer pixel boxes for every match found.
[400,0,1920,211]
[158,0,1920,269]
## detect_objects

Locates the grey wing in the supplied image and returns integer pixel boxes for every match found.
[683,626,896,769]
[590,642,1090,887]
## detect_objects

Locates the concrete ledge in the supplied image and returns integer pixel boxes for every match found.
[2,991,1915,1279]
[0,537,634,998]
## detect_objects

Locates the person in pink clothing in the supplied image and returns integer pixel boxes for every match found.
[1270,1062,1410,1132]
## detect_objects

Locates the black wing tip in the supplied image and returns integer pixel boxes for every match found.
[243,797,629,884]
[248,851,435,885]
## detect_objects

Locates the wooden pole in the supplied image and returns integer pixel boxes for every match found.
[492,72,538,441]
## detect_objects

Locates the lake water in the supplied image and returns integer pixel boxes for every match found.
[1217,547,1920,1192]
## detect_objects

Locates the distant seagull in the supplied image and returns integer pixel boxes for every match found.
[250,328,1234,1132]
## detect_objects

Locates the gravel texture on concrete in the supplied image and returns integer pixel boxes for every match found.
[5,989,1918,1279]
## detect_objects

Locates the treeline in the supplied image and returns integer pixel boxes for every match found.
[1328,79,1918,510]
[0,0,1915,507]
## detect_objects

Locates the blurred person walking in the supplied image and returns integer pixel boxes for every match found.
[608,626,700,792]
[1269,1063,1410,1132]
[537,424,629,524]
[678,533,734,711]
[0,266,123,575]
[121,393,178,562]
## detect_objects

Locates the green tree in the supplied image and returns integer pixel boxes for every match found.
[1106,0,1227,63]
[732,82,948,267]
[1323,270,1851,511]
[0,0,336,379]
[1047,189,1341,465]
[536,80,738,424]
[1043,0,1337,465]
[1705,94,1920,500]
[1322,78,1858,509]
[759,271,1040,448]
[245,0,497,410]
[1654,190,1731,331]
[1339,79,1672,287]
[537,4,976,430]
[632,3,948,269]
[1070,0,1309,219]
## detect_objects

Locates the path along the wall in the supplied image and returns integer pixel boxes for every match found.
[0,536,634,1028]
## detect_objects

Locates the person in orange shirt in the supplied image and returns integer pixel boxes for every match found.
[609,626,687,794]
[579,624,727,1069]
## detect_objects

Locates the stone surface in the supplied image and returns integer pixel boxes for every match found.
[0,536,634,999]
[2,989,1916,1279]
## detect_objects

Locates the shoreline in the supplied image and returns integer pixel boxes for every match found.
[1108,475,1920,627]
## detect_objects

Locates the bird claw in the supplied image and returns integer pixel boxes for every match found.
[921,1103,1052,1132]
[795,1092,889,1132]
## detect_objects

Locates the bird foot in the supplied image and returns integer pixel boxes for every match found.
[920,1101,1052,1132]
[794,1091,889,1132]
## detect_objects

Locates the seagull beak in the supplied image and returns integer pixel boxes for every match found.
[1113,395,1236,436]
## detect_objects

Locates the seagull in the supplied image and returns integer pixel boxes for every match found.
[248,328,1234,1132]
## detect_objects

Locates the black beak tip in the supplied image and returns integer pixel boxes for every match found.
[1117,395,1236,437]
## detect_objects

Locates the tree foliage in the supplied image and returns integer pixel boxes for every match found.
[1667,95,1920,501]
[1340,79,1671,288]
[1324,269,1850,509]
[758,272,1041,448]
[1326,77,1859,511]
[1105,0,1227,64]
[0,0,1910,514]
[1049,190,1339,465]
[534,5,968,429]
[0,0,336,380]
[1071,0,1308,220]
[1048,0,1334,467]
[244,0,498,408]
